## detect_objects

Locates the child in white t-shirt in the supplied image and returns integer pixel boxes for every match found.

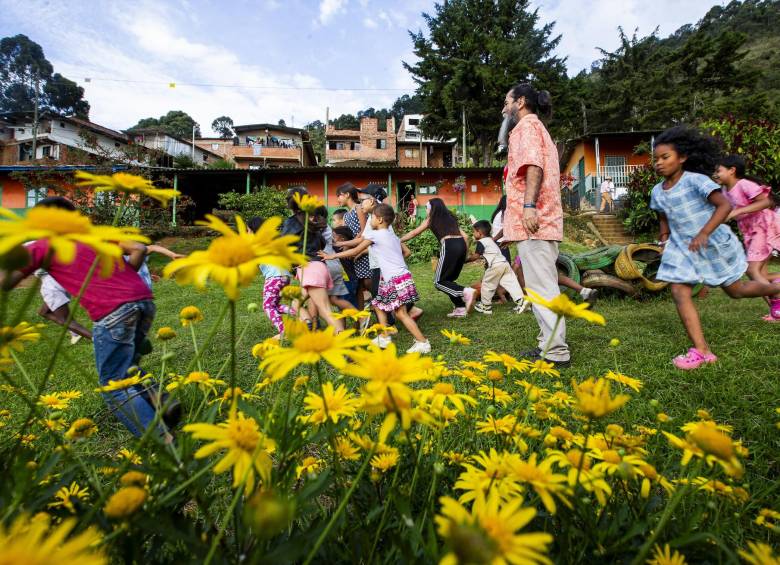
[468,220,527,315]
[322,204,430,354]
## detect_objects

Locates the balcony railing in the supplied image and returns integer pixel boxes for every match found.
[596,164,645,187]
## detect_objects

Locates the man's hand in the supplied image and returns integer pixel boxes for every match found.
[689,232,709,253]
[522,208,539,234]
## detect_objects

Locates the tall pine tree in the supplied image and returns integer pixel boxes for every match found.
[404,0,572,165]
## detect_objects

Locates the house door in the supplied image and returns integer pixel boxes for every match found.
[396,181,416,216]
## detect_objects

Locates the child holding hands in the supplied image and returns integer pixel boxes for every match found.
[321,204,430,354]
[650,126,780,369]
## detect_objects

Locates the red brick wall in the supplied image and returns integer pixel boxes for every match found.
[326,117,396,163]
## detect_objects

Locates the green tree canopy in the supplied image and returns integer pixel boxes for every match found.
[211,115,234,139]
[0,34,89,118]
[404,0,572,165]
[127,110,200,138]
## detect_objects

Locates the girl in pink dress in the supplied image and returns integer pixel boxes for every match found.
[716,154,780,320]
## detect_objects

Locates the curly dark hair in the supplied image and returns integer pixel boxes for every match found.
[654,126,722,176]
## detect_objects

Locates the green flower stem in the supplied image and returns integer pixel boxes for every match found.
[229,300,236,391]
[183,301,230,375]
[630,460,704,565]
[9,276,41,327]
[189,324,202,372]
[367,457,403,565]
[304,444,377,565]
[9,350,36,393]
[157,459,218,506]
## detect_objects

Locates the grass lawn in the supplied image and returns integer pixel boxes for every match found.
[2,239,779,555]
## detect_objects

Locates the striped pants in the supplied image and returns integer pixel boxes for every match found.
[434,238,467,307]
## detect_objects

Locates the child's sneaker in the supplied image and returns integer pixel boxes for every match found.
[672,348,717,370]
[69,332,82,345]
[463,287,477,313]
[579,288,598,304]
[513,299,530,314]
[371,335,392,349]
[474,302,493,315]
[406,340,431,354]
[447,307,467,318]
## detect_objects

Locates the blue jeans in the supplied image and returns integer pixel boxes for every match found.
[343,278,359,308]
[92,300,158,437]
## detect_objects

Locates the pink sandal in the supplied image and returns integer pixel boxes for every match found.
[673,348,717,370]
[769,298,780,319]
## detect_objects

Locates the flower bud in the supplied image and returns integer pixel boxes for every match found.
[247,302,259,312]
[244,490,296,539]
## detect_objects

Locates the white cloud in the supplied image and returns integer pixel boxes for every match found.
[363,17,378,29]
[318,0,348,26]
[532,0,715,73]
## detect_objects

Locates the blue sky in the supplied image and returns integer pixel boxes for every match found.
[0,0,718,135]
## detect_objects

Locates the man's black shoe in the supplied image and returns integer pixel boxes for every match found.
[518,347,571,369]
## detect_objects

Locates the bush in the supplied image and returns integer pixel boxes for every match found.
[217,186,289,221]
[702,116,780,194]
[619,165,661,236]
[403,207,476,263]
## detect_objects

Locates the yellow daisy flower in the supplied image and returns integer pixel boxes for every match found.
[156,326,177,340]
[332,308,371,322]
[572,377,630,419]
[524,288,606,325]
[295,456,323,479]
[332,437,361,461]
[179,305,204,326]
[103,486,148,520]
[0,206,149,277]
[460,360,487,372]
[484,350,530,374]
[165,371,226,394]
[64,418,97,440]
[0,322,43,358]
[603,370,643,392]
[436,490,552,565]
[738,542,779,565]
[164,215,305,301]
[75,171,180,207]
[0,513,106,564]
[441,329,471,345]
[183,408,276,494]
[371,451,399,473]
[48,482,90,514]
[116,448,142,465]
[529,359,560,378]
[293,192,325,213]
[37,393,69,411]
[302,382,361,425]
[260,319,369,380]
[280,284,303,302]
[57,390,83,401]
[416,382,477,416]
[343,343,434,442]
[95,374,149,393]
[648,544,687,565]
[505,454,570,515]
[476,414,518,436]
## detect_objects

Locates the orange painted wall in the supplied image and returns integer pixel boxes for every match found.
[563,134,653,176]
[261,169,503,212]
[0,174,27,209]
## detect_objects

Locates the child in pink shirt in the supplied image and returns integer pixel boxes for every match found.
[716,155,780,320]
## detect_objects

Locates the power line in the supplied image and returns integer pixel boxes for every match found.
[73,76,413,92]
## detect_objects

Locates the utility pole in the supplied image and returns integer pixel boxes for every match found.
[31,74,40,161]
[461,105,466,166]
[191,125,196,162]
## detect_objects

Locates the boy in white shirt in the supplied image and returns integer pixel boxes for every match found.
[469,220,527,315]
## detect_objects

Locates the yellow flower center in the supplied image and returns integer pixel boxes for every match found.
[228,417,260,452]
[186,371,210,383]
[434,382,455,395]
[207,236,257,267]
[26,207,91,234]
[293,332,336,354]
[602,450,622,464]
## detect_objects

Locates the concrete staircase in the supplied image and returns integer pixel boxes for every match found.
[590,214,634,244]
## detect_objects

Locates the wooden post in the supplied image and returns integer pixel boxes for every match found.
[388,172,393,206]
[172,173,178,227]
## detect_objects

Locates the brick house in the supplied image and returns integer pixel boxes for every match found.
[396,114,455,168]
[195,123,317,169]
[325,116,396,165]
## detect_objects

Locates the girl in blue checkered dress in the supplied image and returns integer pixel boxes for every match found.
[650,126,780,370]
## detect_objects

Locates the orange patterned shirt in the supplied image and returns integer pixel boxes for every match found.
[503,114,563,242]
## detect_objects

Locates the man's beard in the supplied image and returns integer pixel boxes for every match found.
[496,112,517,155]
